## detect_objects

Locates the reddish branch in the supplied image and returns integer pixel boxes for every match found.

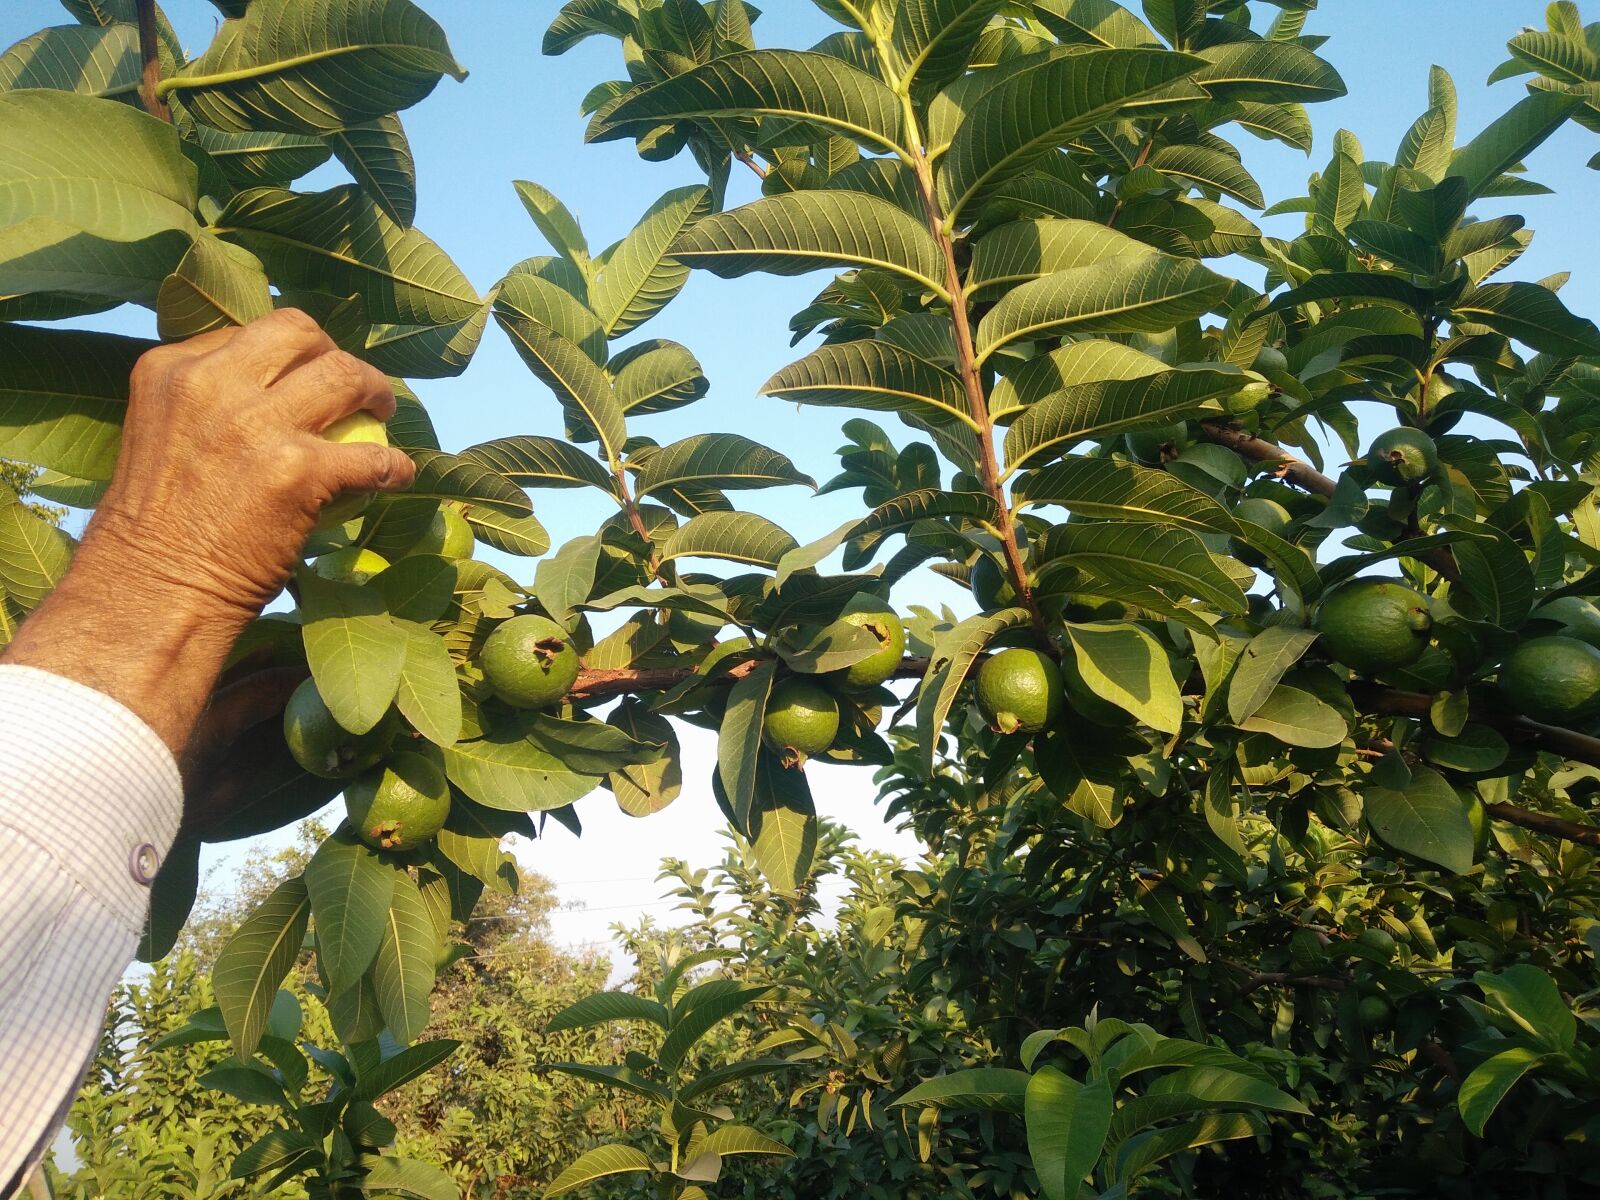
[135,0,170,122]
[569,656,932,701]
[735,148,768,179]
[1201,423,1338,497]
[1201,422,1461,582]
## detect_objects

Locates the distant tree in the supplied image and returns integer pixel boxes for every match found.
[49,825,647,1199]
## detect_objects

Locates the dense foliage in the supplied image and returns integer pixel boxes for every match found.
[8,0,1600,1196]
[49,834,640,1199]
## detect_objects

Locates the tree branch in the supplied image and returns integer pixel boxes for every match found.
[135,0,171,122]
[1486,802,1600,848]
[1347,681,1600,771]
[735,148,768,180]
[1201,422,1461,582]
[569,656,934,702]
[1200,422,1337,496]
[897,101,1047,640]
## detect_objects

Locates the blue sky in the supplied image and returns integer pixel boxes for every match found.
[6,0,1596,949]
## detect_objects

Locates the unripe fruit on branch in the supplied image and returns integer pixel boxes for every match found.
[404,503,475,561]
[1314,578,1432,675]
[283,678,394,779]
[976,648,1063,735]
[1366,428,1439,486]
[1498,635,1600,726]
[763,678,841,767]
[1224,373,1273,414]
[970,556,1017,610]
[345,751,451,852]
[481,615,581,709]
[1124,422,1191,465]
[834,607,906,689]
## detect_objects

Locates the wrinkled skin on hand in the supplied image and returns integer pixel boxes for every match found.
[92,308,415,621]
[2,309,417,828]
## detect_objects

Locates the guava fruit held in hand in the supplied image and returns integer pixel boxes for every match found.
[313,547,391,585]
[316,411,390,529]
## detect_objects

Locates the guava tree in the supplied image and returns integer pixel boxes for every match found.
[5,0,1600,1196]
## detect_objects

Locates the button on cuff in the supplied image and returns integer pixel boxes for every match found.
[129,842,161,886]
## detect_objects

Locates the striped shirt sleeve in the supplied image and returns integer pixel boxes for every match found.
[0,665,183,1194]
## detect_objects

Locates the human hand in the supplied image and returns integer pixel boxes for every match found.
[86,308,416,626]
[2,309,415,759]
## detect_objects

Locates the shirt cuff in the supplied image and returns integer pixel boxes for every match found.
[0,664,184,934]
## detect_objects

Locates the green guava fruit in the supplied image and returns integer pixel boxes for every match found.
[315,411,389,529]
[763,678,841,766]
[970,556,1018,610]
[283,678,393,779]
[404,504,475,561]
[1367,427,1439,486]
[1061,652,1129,727]
[344,751,451,852]
[481,615,581,709]
[834,607,907,689]
[1498,635,1600,726]
[1124,422,1191,465]
[1225,374,1272,414]
[1314,578,1432,675]
[313,547,391,586]
[1233,497,1293,568]
[1358,994,1394,1030]
[976,648,1064,735]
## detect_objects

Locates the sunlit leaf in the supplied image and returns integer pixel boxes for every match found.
[166,0,467,135]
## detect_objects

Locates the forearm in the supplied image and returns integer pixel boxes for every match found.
[0,516,249,760]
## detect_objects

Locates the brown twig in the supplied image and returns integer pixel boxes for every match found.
[1347,682,1600,771]
[1240,971,1349,996]
[735,148,768,180]
[1218,958,1348,995]
[1201,422,1461,582]
[135,0,171,122]
[1200,422,1338,497]
[568,656,934,702]
[1486,802,1600,848]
